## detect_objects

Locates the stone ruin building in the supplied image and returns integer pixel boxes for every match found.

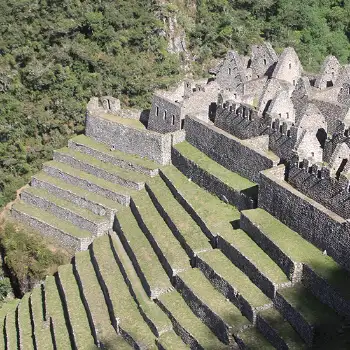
[4,43,350,349]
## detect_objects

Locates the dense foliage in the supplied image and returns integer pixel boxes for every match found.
[1,0,350,206]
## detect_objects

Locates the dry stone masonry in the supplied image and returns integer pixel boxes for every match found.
[6,43,350,349]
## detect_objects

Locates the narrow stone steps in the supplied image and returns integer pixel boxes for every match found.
[21,187,109,236]
[257,307,306,349]
[156,330,189,350]
[54,147,148,190]
[5,308,18,350]
[160,166,290,298]
[30,285,54,350]
[109,232,172,337]
[145,177,212,258]
[56,264,96,350]
[130,190,190,277]
[31,171,122,223]
[69,135,159,176]
[236,327,275,350]
[196,250,272,323]
[73,250,122,349]
[172,141,258,209]
[11,201,92,251]
[91,235,156,348]
[157,290,228,349]
[115,208,173,299]
[43,160,134,205]
[17,294,34,349]
[241,208,350,317]
[44,276,71,349]
[275,284,342,346]
[175,268,251,345]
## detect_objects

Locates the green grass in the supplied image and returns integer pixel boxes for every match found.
[258,308,306,349]
[158,291,228,349]
[44,160,134,196]
[74,251,122,349]
[30,285,54,350]
[0,299,19,350]
[57,147,148,184]
[174,141,256,190]
[161,167,288,284]
[92,235,155,347]
[13,201,92,239]
[157,330,189,349]
[24,187,107,224]
[146,177,212,255]
[71,135,159,170]
[279,284,340,326]
[237,327,275,349]
[178,269,250,333]
[243,208,350,298]
[116,208,172,294]
[57,264,96,350]
[98,113,146,129]
[198,250,271,308]
[33,172,123,212]
[45,276,71,348]
[17,293,34,349]
[131,190,190,273]
[5,305,18,350]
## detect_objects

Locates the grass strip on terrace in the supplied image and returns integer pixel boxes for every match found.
[30,285,54,350]
[92,235,155,347]
[174,141,256,191]
[237,327,275,349]
[146,177,212,254]
[57,147,149,184]
[198,250,271,308]
[98,113,146,129]
[24,187,107,223]
[158,291,228,349]
[71,135,159,170]
[243,208,350,299]
[44,276,71,348]
[0,299,19,350]
[161,167,288,284]
[116,208,172,293]
[132,190,190,273]
[44,161,134,196]
[157,330,189,349]
[74,251,121,349]
[13,201,92,239]
[178,269,250,333]
[57,264,96,350]
[33,172,123,212]
[258,307,306,350]
[5,304,18,350]
[17,294,34,349]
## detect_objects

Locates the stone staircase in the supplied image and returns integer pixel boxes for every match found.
[5,137,350,349]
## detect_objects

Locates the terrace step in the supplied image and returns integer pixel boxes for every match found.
[91,235,156,348]
[256,307,306,349]
[11,201,92,251]
[156,291,228,349]
[156,330,189,349]
[54,147,148,190]
[31,171,122,224]
[56,264,96,349]
[275,284,343,346]
[109,232,172,337]
[44,276,71,349]
[30,285,55,350]
[174,268,250,345]
[241,208,350,317]
[5,307,18,350]
[235,327,275,350]
[196,250,272,323]
[17,294,35,349]
[160,166,290,298]
[73,250,123,349]
[69,135,159,176]
[114,208,173,299]
[172,141,258,209]
[0,300,19,350]
[130,190,190,277]
[21,187,109,236]
[43,160,134,206]
[145,176,212,258]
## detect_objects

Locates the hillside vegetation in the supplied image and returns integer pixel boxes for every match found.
[0,0,350,207]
